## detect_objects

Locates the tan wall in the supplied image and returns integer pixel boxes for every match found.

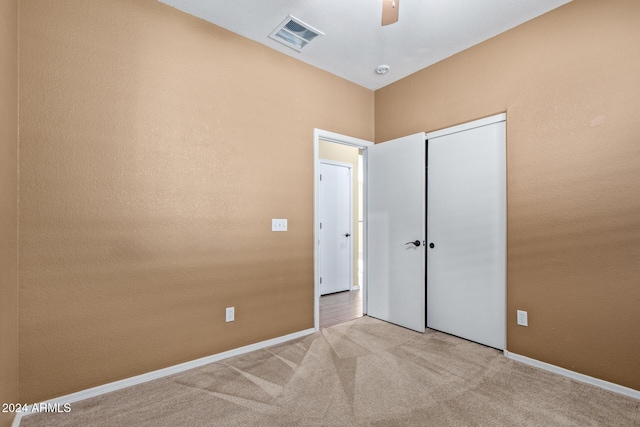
[0,0,19,425]
[375,0,640,390]
[318,141,361,287]
[19,0,373,402]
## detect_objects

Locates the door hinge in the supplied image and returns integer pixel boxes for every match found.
[320,222,322,229]
[320,277,323,284]
[320,174,322,181]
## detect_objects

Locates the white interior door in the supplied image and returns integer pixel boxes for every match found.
[426,114,506,349]
[367,133,426,332]
[319,161,352,295]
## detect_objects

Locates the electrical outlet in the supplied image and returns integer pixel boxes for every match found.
[272,219,287,232]
[517,310,528,326]
[226,307,235,322]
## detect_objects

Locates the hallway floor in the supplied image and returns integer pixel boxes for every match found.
[319,289,363,328]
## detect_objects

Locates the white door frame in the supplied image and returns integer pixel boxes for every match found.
[314,129,373,331]
[319,159,354,295]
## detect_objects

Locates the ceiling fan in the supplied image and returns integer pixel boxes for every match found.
[381,0,400,26]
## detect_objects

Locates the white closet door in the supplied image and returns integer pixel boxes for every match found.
[367,133,426,333]
[427,114,506,349]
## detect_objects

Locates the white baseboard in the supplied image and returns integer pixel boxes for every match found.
[504,350,640,401]
[12,327,316,427]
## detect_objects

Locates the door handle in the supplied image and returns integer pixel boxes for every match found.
[405,240,421,247]
[429,242,435,248]
[344,233,351,237]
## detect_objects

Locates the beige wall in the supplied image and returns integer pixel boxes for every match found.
[0,0,19,425]
[9,0,639,407]
[375,0,640,390]
[318,140,361,288]
[18,0,373,402]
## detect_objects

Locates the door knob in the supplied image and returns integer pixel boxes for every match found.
[429,243,435,248]
[405,240,421,247]
[344,233,351,237]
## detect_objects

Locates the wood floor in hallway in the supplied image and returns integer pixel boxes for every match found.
[319,289,363,328]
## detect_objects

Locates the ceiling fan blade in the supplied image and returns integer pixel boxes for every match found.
[381,0,399,26]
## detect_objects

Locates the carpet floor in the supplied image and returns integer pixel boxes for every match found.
[21,316,639,426]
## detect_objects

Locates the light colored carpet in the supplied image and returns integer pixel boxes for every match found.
[22,316,639,426]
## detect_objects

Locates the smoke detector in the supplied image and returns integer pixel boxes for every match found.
[375,65,390,75]
[269,16,324,52]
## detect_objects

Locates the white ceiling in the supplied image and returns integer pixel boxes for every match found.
[158,0,572,91]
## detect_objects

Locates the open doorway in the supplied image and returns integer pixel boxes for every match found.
[313,129,373,330]
[318,141,363,328]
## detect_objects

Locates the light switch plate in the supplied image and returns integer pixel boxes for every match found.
[272,219,287,231]
[226,307,235,322]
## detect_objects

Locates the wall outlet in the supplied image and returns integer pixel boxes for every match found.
[226,307,235,322]
[517,310,528,326]
[272,219,287,231]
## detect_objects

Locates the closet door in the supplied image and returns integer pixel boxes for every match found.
[426,114,506,349]
[367,133,426,333]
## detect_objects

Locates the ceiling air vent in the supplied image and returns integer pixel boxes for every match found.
[269,16,324,52]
